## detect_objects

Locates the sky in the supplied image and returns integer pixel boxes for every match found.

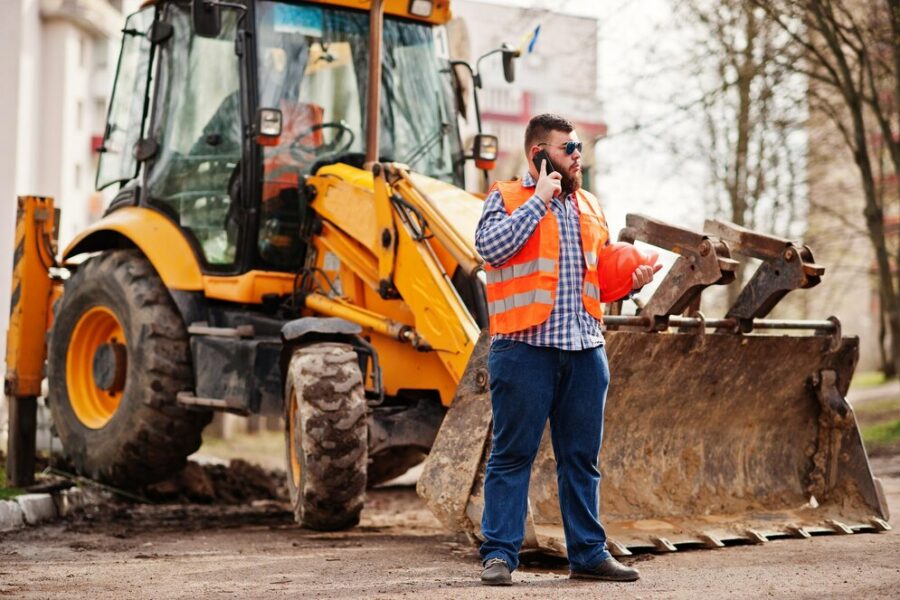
[473,0,705,295]
[474,0,706,238]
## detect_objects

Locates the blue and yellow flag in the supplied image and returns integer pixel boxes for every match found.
[519,24,541,54]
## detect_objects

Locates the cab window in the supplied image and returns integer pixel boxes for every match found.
[145,4,242,266]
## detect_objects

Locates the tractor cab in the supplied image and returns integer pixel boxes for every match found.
[96,0,465,274]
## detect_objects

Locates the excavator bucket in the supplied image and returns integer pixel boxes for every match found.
[418,215,891,557]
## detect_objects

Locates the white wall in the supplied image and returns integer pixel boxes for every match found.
[0,4,24,370]
[453,1,598,102]
[1,0,43,369]
[452,1,602,188]
[1,0,133,448]
[1,0,43,449]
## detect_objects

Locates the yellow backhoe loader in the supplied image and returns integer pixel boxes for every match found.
[5,0,889,556]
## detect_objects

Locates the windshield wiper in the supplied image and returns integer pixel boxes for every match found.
[401,91,451,169]
[402,122,450,168]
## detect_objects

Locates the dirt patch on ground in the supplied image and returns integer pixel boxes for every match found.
[139,459,288,505]
[2,454,288,505]
[2,457,898,598]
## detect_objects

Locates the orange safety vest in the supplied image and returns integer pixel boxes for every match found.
[484,181,610,335]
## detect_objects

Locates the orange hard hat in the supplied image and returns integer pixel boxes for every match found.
[597,242,659,302]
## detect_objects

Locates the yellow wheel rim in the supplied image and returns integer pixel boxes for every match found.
[288,388,301,486]
[66,306,126,429]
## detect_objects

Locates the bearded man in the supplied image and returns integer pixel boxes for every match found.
[474,113,659,586]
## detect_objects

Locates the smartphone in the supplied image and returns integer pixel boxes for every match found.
[532,149,558,175]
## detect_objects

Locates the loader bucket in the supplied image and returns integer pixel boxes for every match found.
[419,329,890,557]
[418,215,891,557]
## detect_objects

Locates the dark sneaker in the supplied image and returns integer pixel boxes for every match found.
[481,557,512,586]
[570,557,640,582]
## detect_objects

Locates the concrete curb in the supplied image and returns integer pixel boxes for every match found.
[0,487,101,533]
[0,499,25,531]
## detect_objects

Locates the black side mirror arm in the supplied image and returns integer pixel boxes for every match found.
[450,60,483,133]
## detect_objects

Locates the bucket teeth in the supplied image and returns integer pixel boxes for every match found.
[606,539,632,557]
[786,525,811,539]
[827,519,854,535]
[651,537,678,552]
[744,529,768,544]
[699,533,724,549]
[869,517,891,532]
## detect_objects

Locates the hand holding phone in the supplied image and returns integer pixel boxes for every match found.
[532,149,562,204]
[532,149,557,175]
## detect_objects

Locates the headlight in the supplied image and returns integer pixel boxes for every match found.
[409,0,433,18]
[256,108,283,146]
[473,133,498,170]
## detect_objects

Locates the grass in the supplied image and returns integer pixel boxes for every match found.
[0,464,26,501]
[855,395,900,456]
[861,419,900,456]
[861,419,900,454]
[850,371,889,389]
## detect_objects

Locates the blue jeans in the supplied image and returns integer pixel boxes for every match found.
[479,339,611,572]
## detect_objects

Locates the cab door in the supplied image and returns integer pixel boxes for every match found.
[143,3,244,271]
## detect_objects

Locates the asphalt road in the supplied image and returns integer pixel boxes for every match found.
[1,455,898,599]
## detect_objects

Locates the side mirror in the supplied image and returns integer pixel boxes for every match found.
[192,0,221,38]
[256,108,283,147]
[473,133,498,171]
[500,43,520,84]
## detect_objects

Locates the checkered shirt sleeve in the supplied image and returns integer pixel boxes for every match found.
[475,178,548,268]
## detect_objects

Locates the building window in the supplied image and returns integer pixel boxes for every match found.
[76,100,83,131]
[94,38,108,70]
[75,163,82,189]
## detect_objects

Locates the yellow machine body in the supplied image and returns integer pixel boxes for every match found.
[5,197,60,397]
[57,161,483,406]
[5,0,890,556]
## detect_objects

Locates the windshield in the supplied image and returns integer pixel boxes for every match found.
[255,2,464,184]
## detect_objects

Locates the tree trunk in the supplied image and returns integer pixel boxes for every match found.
[854,110,900,377]
[726,8,758,308]
[879,288,897,376]
[807,0,900,378]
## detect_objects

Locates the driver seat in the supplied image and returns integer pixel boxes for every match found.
[257,101,324,267]
[263,101,325,184]
[282,101,324,148]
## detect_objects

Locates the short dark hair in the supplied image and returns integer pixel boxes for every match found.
[524,113,574,153]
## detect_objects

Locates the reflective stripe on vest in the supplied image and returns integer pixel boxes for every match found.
[489,288,554,315]
[485,257,557,284]
[584,250,598,269]
[583,280,602,302]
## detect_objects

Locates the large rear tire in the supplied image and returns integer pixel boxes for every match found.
[47,249,210,487]
[284,343,367,530]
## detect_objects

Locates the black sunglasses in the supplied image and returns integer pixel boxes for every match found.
[538,141,583,155]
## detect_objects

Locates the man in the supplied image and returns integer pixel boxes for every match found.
[474,114,659,586]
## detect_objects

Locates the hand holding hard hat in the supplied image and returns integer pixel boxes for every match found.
[596,242,662,302]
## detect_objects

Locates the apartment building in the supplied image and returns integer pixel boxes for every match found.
[450,1,606,190]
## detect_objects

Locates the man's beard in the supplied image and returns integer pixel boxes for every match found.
[560,168,583,197]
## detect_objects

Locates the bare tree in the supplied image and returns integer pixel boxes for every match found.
[662,0,809,305]
[751,0,900,375]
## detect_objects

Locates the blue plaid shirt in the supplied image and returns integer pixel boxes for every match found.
[475,173,605,351]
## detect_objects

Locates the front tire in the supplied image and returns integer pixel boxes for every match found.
[285,343,367,530]
[47,249,210,487]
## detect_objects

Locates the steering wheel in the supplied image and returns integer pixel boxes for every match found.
[290,121,355,159]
